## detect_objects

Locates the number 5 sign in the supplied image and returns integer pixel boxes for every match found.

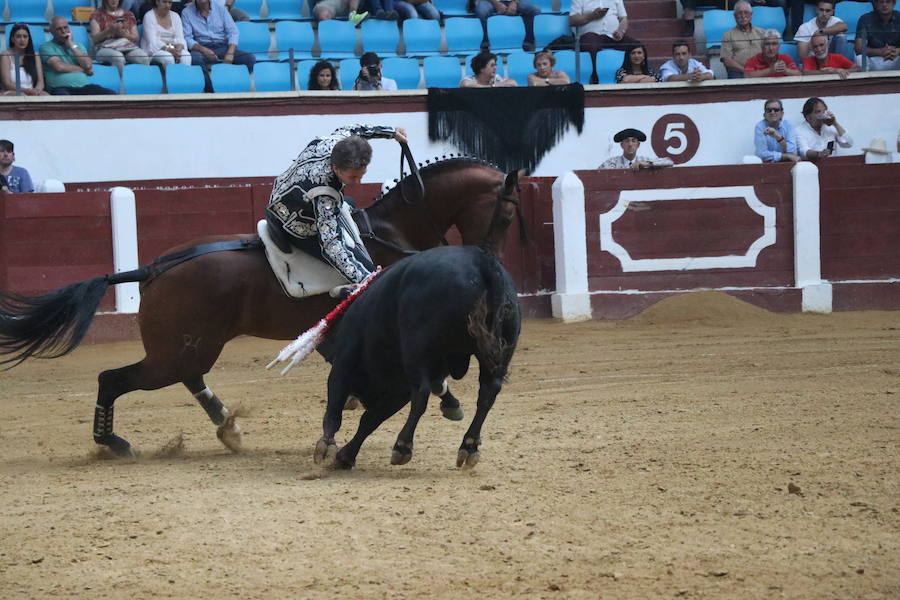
[650,114,700,164]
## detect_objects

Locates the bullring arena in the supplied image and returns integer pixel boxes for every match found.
[2,52,900,598]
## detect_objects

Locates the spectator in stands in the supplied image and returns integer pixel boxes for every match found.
[182,0,255,91]
[754,99,800,163]
[471,0,541,52]
[90,0,151,70]
[599,128,673,169]
[142,0,192,66]
[527,50,571,85]
[802,32,859,77]
[659,40,715,82]
[569,0,639,84]
[796,96,853,160]
[41,17,118,95]
[1,23,48,96]
[795,0,853,62]
[614,44,660,83]
[720,1,765,79]
[460,51,517,87]
[137,0,246,21]
[368,0,400,20]
[855,0,900,71]
[315,0,367,23]
[745,30,802,76]
[353,52,398,90]
[680,0,697,37]
[0,140,34,193]
[395,0,440,20]
[308,60,340,90]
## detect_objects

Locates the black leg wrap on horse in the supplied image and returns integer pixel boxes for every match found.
[92,404,133,456]
[194,387,228,426]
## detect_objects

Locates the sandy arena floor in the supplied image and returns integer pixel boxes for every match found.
[1,292,898,599]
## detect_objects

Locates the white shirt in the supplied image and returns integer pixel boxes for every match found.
[795,16,844,44]
[571,0,627,38]
[795,120,853,156]
[658,58,714,82]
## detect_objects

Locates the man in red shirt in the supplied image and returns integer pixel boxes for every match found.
[802,32,860,78]
[745,30,802,77]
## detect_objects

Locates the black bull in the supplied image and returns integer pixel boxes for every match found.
[314,245,521,469]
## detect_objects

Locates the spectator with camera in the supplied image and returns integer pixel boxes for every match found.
[353,52,397,91]
[90,0,151,70]
[796,96,853,160]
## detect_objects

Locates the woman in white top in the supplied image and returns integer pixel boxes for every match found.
[0,23,48,95]
[460,51,517,88]
[142,0,192,66]
[795,96,853,160]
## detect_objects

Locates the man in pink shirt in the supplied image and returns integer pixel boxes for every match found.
[802,32,860,78]
[745,30,802,77]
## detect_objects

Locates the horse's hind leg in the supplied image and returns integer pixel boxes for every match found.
[94,360,180,458]
[184,377,243,453]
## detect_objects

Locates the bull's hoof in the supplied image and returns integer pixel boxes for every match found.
[216,415,243,453]
[95,434,138,460]
[390,440,413,465]
[456,436,482,469]
[314,437,338,464]
[344,395,361,410]
[440,402,464,421]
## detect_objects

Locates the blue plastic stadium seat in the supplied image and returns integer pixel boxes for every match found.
[402,18,442,56]
[275,21,315,60]
[701,9,732,52]
[445,17,484,55]
[752,6,786,35]
[318,19,358,59]
[265,0,304,20]
[210,63,252,92]
[835,1,871,40]
[27,24,48,46]
[360,19,400,57]
[122,64,163,94]
[69,24,90,49]
[595,48,623,84]
[779,41,799,63]
[533,14,570,49]
[234,0,264,20]
[8,0,51,23]
[253,61,293,91]
[164,63,205,93]
[295,59,318,89]
[423,55,463,87]
[505,51,534,86]
[486,15,526,52]
[339,57,360,89]
[88,63,121,93]
[236,21,272,60]
[381,56,421,89]
[52,0,91,19]
[433,0,468,17]
[554,49,591,84]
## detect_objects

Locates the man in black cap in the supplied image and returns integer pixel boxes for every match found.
[352,52,398,91]
[599,128,673,170]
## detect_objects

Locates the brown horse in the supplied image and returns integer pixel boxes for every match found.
[0,158,522,458]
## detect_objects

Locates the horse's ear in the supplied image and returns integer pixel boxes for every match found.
[503,170,520,194]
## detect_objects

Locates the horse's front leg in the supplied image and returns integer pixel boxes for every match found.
[391,386,430,465]
[456,372,503,469]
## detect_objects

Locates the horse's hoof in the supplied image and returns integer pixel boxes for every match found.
[440,403,464,421]
[332,448,355,470]
[343,395,361,411]
[391,441,413,465]
[456,449,480,469]
[314,437,337,464]
[96,434,137,459]
[216,415,243,453]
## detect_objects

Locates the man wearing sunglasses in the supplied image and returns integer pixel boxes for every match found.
[754,99,800,163]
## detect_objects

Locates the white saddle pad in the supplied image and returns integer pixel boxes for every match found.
[257,220,346,298]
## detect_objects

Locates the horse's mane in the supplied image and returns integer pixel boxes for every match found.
[368,155,502,207]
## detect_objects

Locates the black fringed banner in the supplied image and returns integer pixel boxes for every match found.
[427,84,584,174]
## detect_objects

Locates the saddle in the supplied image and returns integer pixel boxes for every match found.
[258,218,348,299]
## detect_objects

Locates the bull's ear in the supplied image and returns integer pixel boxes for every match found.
[503,170,520,193]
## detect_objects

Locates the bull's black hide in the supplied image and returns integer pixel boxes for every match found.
[319,245,521,469]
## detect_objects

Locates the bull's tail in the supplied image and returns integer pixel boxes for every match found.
[467,257,520,378]
[0,268,150,368]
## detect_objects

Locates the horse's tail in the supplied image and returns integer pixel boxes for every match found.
[467,254,520,379]
[0,268,150,368]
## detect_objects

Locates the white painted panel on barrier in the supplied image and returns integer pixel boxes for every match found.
[109,187,141,314]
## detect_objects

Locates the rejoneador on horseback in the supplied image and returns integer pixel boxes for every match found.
[264,124,408,296]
